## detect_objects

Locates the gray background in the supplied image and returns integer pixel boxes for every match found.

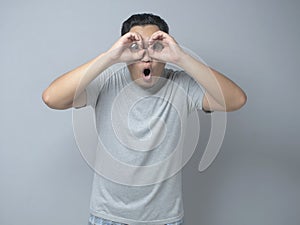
[1,0,300,224]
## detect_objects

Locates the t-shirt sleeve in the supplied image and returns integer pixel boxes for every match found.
[85,64,125,108]
[182,71,212,114]
[85,74,106,108]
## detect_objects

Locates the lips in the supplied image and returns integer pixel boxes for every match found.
[143,68,152,80]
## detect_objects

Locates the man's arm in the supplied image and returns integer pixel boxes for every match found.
[148,31,247,112]
[177,56,247,112]
[42,32,145,110]
[42,53,112,109]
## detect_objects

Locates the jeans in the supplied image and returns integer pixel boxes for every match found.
[88,214,184,225]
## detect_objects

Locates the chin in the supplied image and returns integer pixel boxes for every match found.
[134,79,156,88]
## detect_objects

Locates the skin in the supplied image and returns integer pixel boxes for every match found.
[146,28,247,112]
[126,25,165,88]
[42,25,246,112]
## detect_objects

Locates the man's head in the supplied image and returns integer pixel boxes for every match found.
[121,13,169,88]
[121,13,169,36]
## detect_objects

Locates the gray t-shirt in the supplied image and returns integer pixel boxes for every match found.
[85,65,205,225]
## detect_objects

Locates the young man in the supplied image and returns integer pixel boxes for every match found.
[42,13,246,225]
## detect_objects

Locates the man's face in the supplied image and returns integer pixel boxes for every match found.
[127,25,166,88]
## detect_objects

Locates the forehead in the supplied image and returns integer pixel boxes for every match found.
[129,25,160,39]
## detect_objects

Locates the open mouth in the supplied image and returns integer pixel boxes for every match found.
[143,68,151,80]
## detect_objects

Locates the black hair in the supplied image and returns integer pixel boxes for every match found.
[121,13,169,36]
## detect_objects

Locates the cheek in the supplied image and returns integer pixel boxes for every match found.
[153,63,165,74]
[127,64,138,74]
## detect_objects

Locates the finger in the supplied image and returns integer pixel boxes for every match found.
[149,31,167,43]
[126,33,145,52]
[119,33,139,46]
[148,48,163,61]
[135,48,146,59]
[126,49,146,63]
[127,32,142,42]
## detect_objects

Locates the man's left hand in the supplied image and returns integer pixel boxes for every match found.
[148,31,185,64]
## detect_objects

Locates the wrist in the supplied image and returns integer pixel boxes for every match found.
[174,50,189,68]
[101,50,117,67]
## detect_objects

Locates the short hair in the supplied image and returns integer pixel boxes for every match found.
[121,13,169,36]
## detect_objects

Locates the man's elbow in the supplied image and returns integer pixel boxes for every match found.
[42,89,72,110]
[227,92,247,112]
[42,89,52,107]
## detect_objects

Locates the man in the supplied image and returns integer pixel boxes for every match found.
[42,13,246,225]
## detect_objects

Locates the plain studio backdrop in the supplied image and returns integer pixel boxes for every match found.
[1,0,299,224]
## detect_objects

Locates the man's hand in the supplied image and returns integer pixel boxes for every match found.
[148,31,185,64]
[146,30,246,112]
[106,32,146,64]
[42,32,147,110]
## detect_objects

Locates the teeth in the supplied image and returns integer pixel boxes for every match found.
[144,69,150,76]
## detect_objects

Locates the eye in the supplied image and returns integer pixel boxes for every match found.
[152,42,164,51]
[129,43,140,52]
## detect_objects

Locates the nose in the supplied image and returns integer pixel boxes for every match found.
[141,48,151,62]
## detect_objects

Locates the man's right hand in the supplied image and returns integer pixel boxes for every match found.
[106,32,146,64]
[42,32,146,110]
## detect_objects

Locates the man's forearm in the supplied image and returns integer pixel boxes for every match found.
[42,52,112,109]
[176,52,246,111]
